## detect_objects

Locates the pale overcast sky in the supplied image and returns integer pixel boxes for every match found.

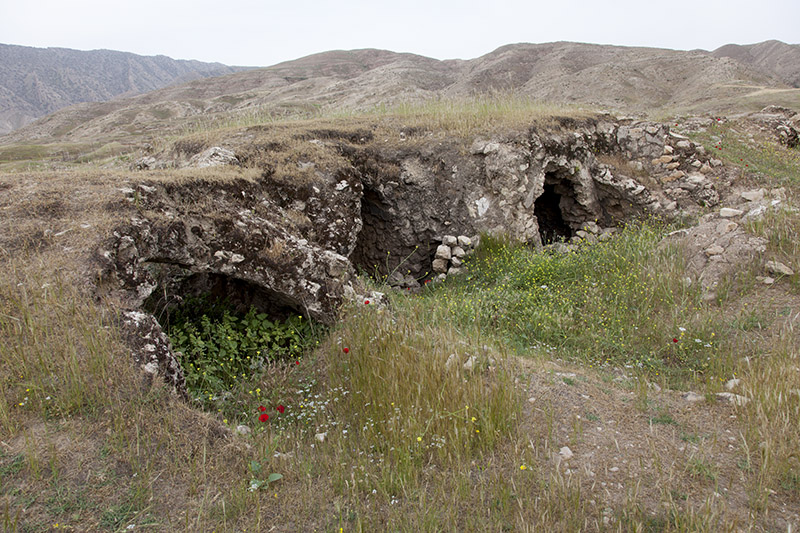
[1,0,798,66]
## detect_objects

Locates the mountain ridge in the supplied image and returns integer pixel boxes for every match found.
[0,43,251,134]
[3,40,799,144]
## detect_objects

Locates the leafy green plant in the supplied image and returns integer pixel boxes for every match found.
[247,460,283,492]
[166,295,317,404]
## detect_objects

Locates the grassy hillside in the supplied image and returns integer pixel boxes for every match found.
[1,110,799,531]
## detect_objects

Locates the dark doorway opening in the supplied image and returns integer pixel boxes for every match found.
[534,182,572,244]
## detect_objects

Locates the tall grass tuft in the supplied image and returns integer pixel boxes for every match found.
[0,259,133,433]
[322,294,518,477]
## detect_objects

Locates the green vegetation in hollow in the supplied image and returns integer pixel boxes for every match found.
[165,295,318,409]
[420,223,730,386]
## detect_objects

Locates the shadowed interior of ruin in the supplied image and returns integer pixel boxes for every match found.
[350,188,432,281]
[535,180,573,244]
[144,271,301,328]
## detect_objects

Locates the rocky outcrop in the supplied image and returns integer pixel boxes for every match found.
[101,117,727,323]
[662,186,789,298]
[99,171,363,325]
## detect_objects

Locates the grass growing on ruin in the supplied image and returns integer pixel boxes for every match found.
[174,94,593,149]
[690,121,800,189]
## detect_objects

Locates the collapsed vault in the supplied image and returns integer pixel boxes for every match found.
[101,117,715,357]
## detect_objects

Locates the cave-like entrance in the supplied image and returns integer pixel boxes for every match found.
[349,186,433,288]
[143,269,301,330]
[534,173,575,244]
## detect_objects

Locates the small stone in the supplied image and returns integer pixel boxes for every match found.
[528,397,537,403]
[762,277,775,285]
[766,260,794,277]
[582,221,600,234]
[315,432,327,443]
[559,446,574,460]
[719,208,744,218]
[463,356,477,371]
[725,379,741,391]
[667,170,685,181]
[609,466,620,472]
[432,258,449,273]
[710,159,723,167]
[699,164,713,174]
[716,392,750,406]
[447,266,464,276]
[450,256,463,268]
[676,140,691,149]
[663,145,674,155]
[435,244,452,261]
[659,155,674,164]
[457,235,472,248]
[442,235,458,247]
[717,221,738,233]
[445,353,458,370]
[236,425,251,435]
[683,391,705,403]
[741,189,765,202]
[705,245,725,256]
[451,246,466,258]
[691,160,703,168]
[665,162,681,170]
[648,382,662,393]
[744,205,768,221]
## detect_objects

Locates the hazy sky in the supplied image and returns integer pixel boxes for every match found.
[2,0,798,66]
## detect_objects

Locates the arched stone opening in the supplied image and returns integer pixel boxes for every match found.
[143,270,301,330]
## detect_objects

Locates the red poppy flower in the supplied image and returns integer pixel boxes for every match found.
[258,405,266,412]
[295,360,300,365]
[259,413,269,422]
[673,338,679,343]
[277,405,285,414]
[364,300,370,305]
[343,347,349,354]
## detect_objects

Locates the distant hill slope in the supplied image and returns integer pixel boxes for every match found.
[4,41,799,145]
[0,43,249,134]
[713,40,800,88]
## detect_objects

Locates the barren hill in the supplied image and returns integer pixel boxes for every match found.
[714,40,800,88]
[0,43,249,135]
[3,40,800,146]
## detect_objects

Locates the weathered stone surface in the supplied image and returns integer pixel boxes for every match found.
[100,173,363,325]
[663,216,767,297]
[121,310,188,400]
[766,260,795,277]
[435,244,452,261]
[432,258,449,273]
[719,207,744,217]
[186,146,239,168]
